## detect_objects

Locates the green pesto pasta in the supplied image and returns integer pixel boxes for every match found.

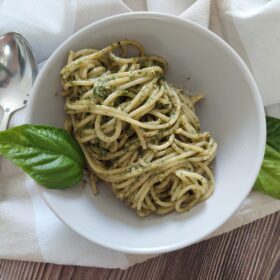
[60,39,217,217]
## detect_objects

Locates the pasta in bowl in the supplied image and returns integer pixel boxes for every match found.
[26,13,265,254]
[61,40,217,217]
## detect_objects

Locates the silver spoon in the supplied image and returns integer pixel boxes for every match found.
[0,32,38,172]
[0,32,37,131]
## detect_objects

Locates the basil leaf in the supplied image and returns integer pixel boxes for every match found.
[254,145,280,199]
[0,125,85,189]
[254,116,280,198]
[267,116,280,152]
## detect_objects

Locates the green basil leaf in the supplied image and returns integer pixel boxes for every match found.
[254,116,280,199]
[254,145,280,199]
[0,125,85,189]
[266,116,280,152]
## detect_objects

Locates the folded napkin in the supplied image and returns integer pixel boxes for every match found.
[0,0,280,269]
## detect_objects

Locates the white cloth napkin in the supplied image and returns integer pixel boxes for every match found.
[0,0,280,269]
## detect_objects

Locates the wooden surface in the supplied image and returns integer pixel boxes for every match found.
[0,212,279,280]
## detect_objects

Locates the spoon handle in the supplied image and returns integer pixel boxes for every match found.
[0,111,11,131]
[0,111,11,172]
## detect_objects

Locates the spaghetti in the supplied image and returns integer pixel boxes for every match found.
[61,39,217,217]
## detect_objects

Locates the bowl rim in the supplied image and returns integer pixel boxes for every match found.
[26,12,266,254]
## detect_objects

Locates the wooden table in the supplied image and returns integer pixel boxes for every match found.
[0,212,279,280]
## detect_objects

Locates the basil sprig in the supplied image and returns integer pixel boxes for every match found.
[0,119,279,199]
[0,125,85,189]
[254,117,280,199]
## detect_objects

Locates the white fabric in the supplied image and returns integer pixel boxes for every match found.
[0,0,280,269]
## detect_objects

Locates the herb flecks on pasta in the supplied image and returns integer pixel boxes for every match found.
[60,39,217,217]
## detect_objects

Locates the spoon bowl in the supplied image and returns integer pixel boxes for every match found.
[0,32,37,130]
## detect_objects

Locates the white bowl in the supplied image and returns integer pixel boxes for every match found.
[26,13,266,254]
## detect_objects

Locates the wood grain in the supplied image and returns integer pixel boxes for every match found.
[0,212,279,280]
